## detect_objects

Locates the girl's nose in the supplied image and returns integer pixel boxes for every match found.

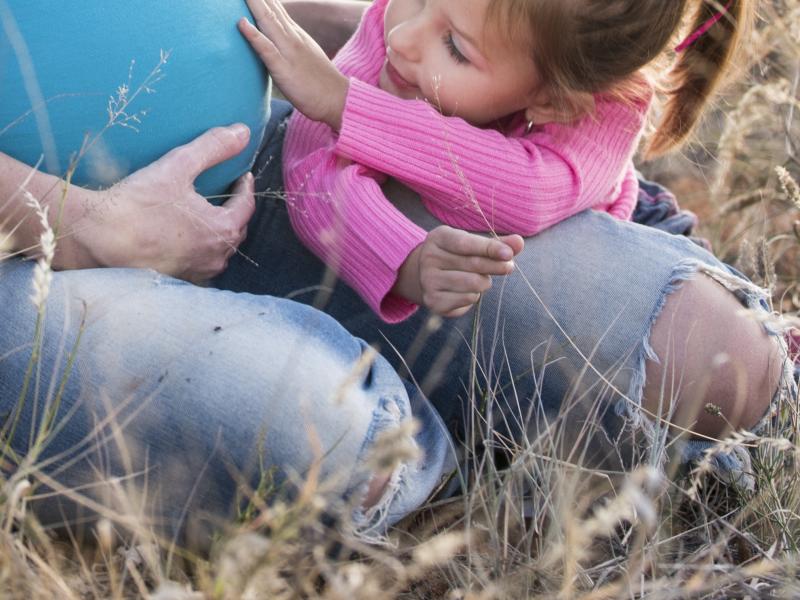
[386,18,423,63]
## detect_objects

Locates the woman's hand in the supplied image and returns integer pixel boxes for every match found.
[57,124,256,283]
[393,226,525,318]
[239,0,349,130]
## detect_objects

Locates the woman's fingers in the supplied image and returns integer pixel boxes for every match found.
[222,172,256,235]
[84,122,260,283]
[166,124,251,183]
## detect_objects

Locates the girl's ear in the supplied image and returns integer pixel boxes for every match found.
[524,103,563,125]
[524,90,593,124]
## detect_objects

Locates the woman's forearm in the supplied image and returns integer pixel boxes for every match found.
[0,151,92,265]
[282,0,368,57]
[1,123,256,280]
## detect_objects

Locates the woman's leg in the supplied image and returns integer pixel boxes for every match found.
[218,101,794,475]
[644,273,785,438]
[0,260,454,545]
[220,188,795,475]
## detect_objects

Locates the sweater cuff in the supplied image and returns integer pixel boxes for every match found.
[362,230,426,323]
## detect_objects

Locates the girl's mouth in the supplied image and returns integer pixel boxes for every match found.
[384,59,414,90]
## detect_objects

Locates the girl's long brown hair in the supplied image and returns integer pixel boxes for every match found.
[486,0,755,158]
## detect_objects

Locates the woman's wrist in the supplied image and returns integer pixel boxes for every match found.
[49,184,111,270]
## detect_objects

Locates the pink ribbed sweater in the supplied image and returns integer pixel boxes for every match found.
[282,0,649,323]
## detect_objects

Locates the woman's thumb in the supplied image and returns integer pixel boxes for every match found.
[169,124,251,181]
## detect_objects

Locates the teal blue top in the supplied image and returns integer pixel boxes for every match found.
[0,1,270,198]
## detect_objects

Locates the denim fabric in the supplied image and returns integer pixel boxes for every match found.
[0,260,455,543]
[216,100,797,479]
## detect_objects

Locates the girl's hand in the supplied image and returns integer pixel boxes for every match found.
[239,0,349,130]
[393,226,525,318]
[58,125,256,283]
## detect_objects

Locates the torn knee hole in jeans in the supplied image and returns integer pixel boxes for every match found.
[352,415,421,537]
[620,259,797,488]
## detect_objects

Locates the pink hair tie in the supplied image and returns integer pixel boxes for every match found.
[674,1,733,52]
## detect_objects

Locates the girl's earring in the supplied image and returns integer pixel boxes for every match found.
[525,120,534,134]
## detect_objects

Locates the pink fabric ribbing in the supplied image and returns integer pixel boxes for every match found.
[282,0,650,323]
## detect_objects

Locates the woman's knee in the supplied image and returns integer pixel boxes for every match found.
[0,262,449,535]
[643,273,785,438]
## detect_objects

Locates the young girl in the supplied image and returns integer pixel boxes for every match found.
[239,0,752,323]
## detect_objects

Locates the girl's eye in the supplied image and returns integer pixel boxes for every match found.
[443,33,469,64]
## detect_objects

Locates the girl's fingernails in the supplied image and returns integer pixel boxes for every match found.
[499,246,513,261]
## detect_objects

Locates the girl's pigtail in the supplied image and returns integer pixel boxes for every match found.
[646,0,752,158]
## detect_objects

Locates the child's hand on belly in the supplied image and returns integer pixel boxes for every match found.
[239,0,349,131]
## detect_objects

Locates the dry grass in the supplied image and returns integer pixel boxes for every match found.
[2,1,800,598]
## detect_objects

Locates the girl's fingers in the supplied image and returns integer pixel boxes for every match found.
[239,18,280,62]
[439,253,514,276]
[498,234,525,257]
[432,226,514,261]
[246,0,293,38]
[426,270,492,294]
[266,0,295,24]
[243,0,282,44]
[424,291,481,317]
[246,0,279,27]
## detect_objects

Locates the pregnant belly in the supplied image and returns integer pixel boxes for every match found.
[0,1,270,198]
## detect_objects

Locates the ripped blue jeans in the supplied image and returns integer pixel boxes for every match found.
[0,263,455,543]
[1,102,795,543]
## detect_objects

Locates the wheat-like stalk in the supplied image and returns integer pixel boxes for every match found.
[22,190,55,311]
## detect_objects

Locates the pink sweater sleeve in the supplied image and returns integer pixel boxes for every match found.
[284,146,427,323]
[335,79,648,236]
[607,164,640,220]
[283,0,429,322]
